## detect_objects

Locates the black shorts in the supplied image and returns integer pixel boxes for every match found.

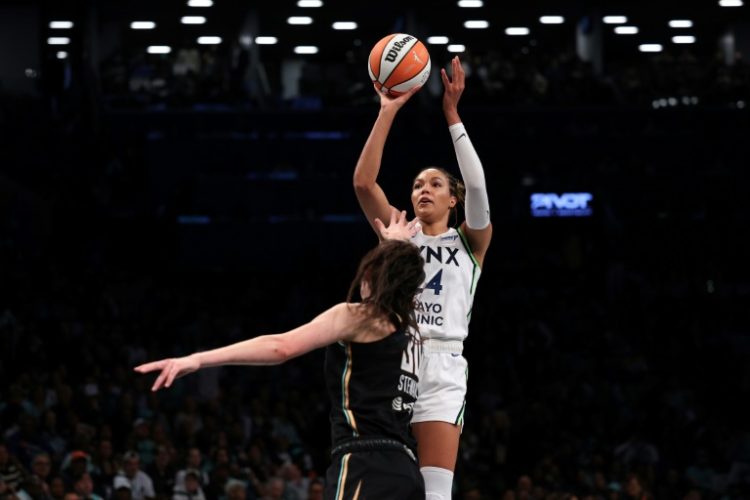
[325,449,424,500]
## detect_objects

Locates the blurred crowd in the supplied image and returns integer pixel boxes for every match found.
[2,201,750,500]
[92,42,750,110]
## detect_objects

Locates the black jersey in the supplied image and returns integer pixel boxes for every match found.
[325,329,421,451]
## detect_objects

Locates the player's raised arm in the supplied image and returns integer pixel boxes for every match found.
[442,56,492,265]
[353,85,421,235]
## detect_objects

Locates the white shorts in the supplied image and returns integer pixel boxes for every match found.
[412,341,468,426]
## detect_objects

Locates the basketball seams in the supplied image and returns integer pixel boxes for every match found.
[369,33,397,81]
[388,65,430,94]
[383,54,430,90]
[378,38,419,86]
[377,35,418,85]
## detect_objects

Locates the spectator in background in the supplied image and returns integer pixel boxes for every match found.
[225,478,249,500]
[49,476,67,499]
[113,476,134,500]
[61,450,91,488]
[28,452,52,496]
[38,410,67,459]
[262,477,295,500]
[174,448,208,492]
[146,445,176,499]
[171,469,205,500]
[278,463,306,500]
[73,472,103,500]
[623,473,653,500]
[15,475,46,500]
[306,479,323,500]
[130,419,156,467]
[173,401,202,451]
[0,478,10,499]
[0,444,25,494]
[90,439,116,498]
[114,451,155,500]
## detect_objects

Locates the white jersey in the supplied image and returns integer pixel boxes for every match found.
[411,227,481,342]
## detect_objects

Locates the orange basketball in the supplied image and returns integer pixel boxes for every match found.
[368,33,431,97]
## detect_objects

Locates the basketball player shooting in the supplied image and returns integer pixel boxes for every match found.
[353,55,492,500]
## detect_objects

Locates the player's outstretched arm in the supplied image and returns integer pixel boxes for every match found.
[354,85,421,235]
[135,303,357,391]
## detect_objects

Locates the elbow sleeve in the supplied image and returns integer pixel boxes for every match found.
[449,123,491,229]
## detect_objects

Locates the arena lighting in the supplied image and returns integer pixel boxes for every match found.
[639,44,663,52]
[56,51,68,59]
[294,45,319,54]
[254,36,278,44]
[197,36,222,44]
[298,0,323,6]
[539,16,564,24]
[669,20,693,28]
[147,45,171,54]
[615,26,639,34]
[458,0,483,7]
[130,21,156,30]
[603,16,628,24]
[447,44,466,52]
[673,35,696,44]
[288,16,313,25]
[427,36,450,44]
[47,37,70,45]
[505,27,530,36]
[464,20,489,29]
[332,22,357,30]
[187,0,213,6]
[181,16,206,24]
[654,97,694,109]
[49,21,73,29]
[719,0,743,6]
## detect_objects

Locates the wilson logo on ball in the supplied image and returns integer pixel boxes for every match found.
[384,35,414,62]
[368,33,431,97]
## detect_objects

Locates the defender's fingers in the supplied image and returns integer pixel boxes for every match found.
[165,364,180,388]
[374,218,386,235]
[152,366,170,391]
[398,210,408,225]
[134,360,167,373]
[389,209,398,226]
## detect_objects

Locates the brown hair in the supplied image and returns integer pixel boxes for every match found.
[347,240,425,333]
[415,167,466,226]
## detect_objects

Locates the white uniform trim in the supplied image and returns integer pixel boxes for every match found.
[422,339,463,354]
